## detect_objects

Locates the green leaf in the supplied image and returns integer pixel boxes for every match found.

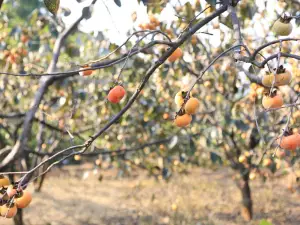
[259,219,273,225]
[184,2,194,21]
[234,120,250,131]
[187,137,196,156]
[44,0,60,15]
[210,152,223,165]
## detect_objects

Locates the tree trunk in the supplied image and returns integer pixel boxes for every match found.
[239,176,253,221]
[13,208,23,225]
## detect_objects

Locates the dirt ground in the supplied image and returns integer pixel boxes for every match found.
[1,165,299,225]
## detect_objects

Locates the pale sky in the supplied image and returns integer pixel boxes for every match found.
[60,0,299,47]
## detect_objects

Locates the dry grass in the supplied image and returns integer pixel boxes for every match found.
[1,165,299,225]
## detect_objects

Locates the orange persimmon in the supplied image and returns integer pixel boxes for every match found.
[184,97,200,115]
[107,85,126,103]
[278,133,300,151]
[15,191,32,209]
[168,48,183,62]
[174,114,192,127]
[79,65,93,76]
[262,90,283,109]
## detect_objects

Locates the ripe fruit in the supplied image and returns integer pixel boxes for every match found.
[238,155,246,163]
[163,113,169,120]
[278,133,300,151]
[174,114,192,127]
[262,66,292,87]
[263,158,272,167]
[0,204,17,218]
[249,172,256,180]
[74,155,81,161]
[0,176,10,187]
[107,85,126,103]
[184,97,200,115]
[6,185,17,198]
[175,91,192,108]
[272,16,293,36]
[175,91,184,108]
[262,90,283,109]
[15,191,32,209]
[168,48,183,62]
[79,65,93,76]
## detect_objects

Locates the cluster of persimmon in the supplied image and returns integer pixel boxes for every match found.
[261,66,292,110]
[174,91,200,127]
[138,15,160,30]
[259,66,299,151]
[0,176,32,219]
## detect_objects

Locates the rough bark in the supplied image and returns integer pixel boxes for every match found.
[239,173,253,221]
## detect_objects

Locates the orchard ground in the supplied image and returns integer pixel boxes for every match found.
[1,165,299,225]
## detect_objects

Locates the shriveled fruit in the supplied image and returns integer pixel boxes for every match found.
[272,17,293,36]
[138,23,146,30]
[278,133,300,151]
[107,85,126,103]
[262,91,283,109]
[184,97,200,115]
[168,48,183,62]
[174,114,192,127]
[6,185,17,198]
[191,35,197,45]
[79,65,93,76]
[15,191,32,209]
[149,15,159,26]
[0,176,10,187]
[262,66,292,87]
[0,204,17,218]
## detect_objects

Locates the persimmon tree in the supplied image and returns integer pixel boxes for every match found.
[0,0,300,225]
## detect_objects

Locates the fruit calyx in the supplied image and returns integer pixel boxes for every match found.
[273,65,286,74]
[264,88,278,98]
[282,128,294,137]
[279,14,292,23]
[176,108,186,117]
[14,190,24,199]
